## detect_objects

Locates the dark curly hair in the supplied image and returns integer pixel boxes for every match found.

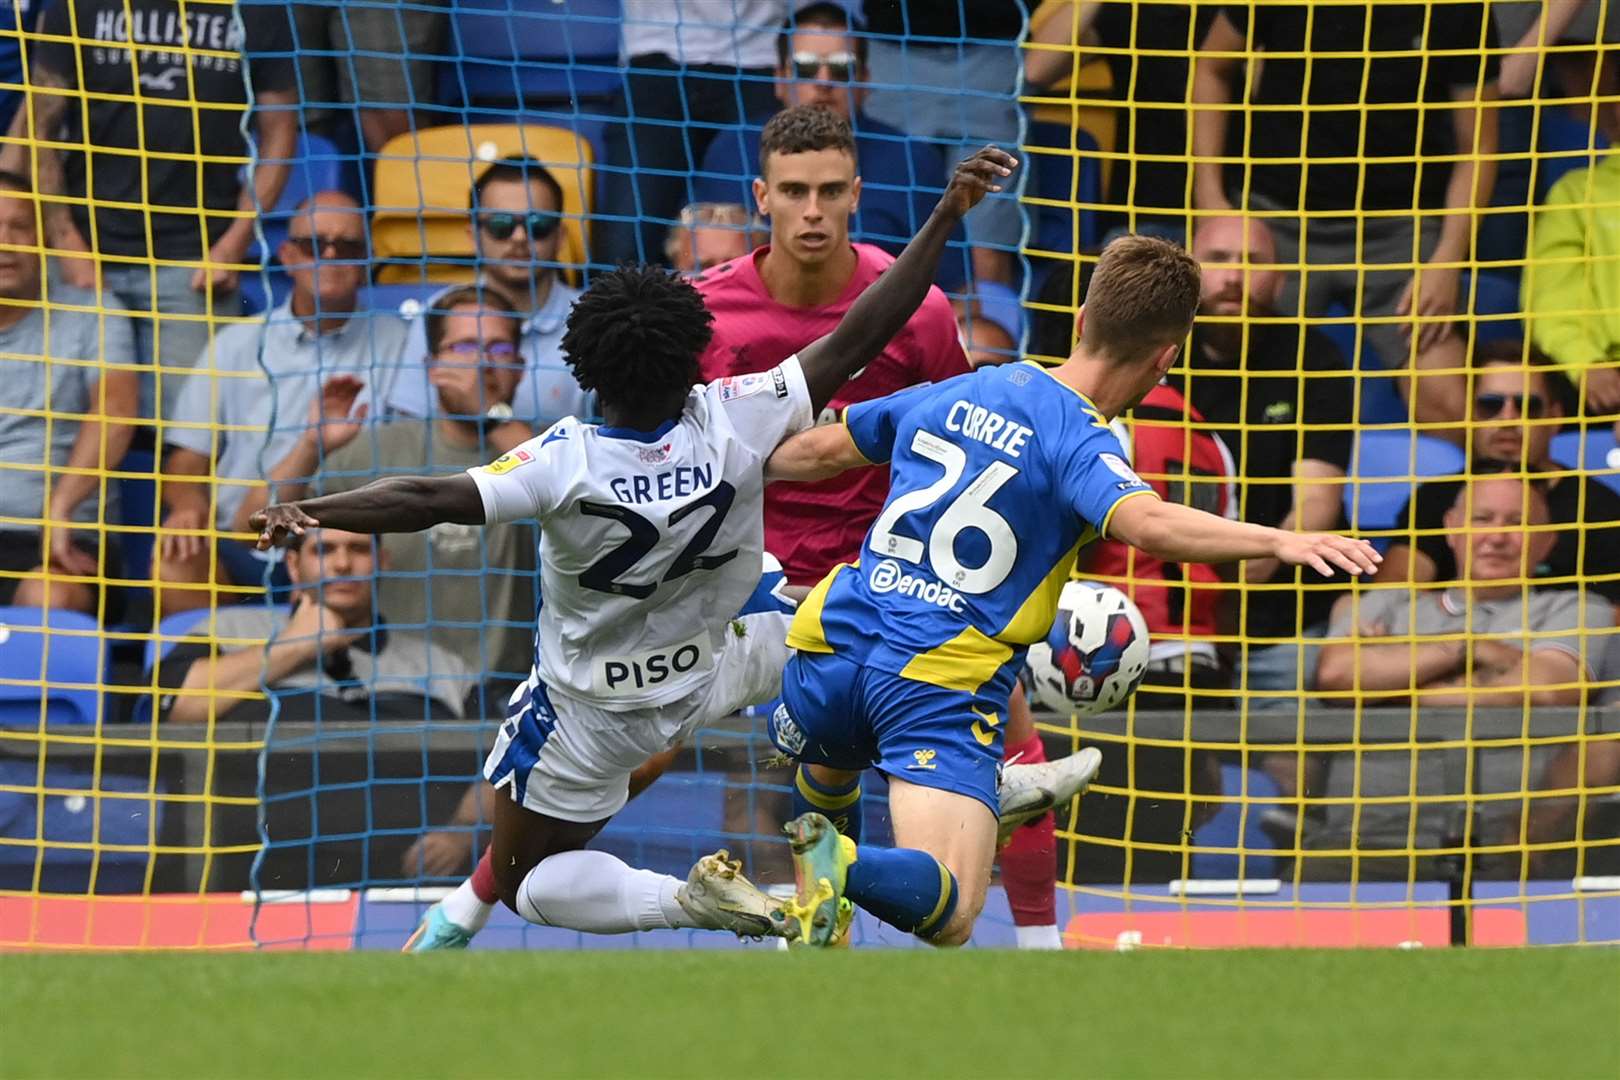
[562,264,714,413]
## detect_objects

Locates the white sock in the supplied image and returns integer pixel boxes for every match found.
[515,849,698,933]
[439,878,493,934]
[1014,923,1064,950]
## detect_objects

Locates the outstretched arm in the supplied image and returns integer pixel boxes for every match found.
[795,147,1018,413]
[1107,496,1381,578]
[765,423,869,483]
[248,474,485,550]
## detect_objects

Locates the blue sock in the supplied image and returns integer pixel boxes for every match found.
[792,765,864,844]
[844,846,958,939]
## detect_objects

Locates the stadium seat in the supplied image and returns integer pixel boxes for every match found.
[0,607,106,726]
[1534,107,1611,202]
[439,0,623,108]
[370,124,593,285]
[1464,271,1524,345]
[0,758,166,894]
[1191,764,1281,880]
[1549,429,1620,497]
[1316,307,1407,425]
[1344,430,1468,536]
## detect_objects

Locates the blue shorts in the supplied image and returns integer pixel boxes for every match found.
[771,650,1008,815]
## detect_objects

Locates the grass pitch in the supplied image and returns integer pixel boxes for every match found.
[3,948,1614,1079]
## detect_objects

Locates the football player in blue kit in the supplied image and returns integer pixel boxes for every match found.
[763,234,1383,946]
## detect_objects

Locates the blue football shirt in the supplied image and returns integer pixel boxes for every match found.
[786,361,1158,693]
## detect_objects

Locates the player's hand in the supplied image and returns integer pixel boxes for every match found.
[251,502,318,550]
[401,830,476,878]
[1273,532,1382,578]
[939,146,1018,220]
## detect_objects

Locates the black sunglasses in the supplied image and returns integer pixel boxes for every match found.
[288,234,367,260]
[1474,392,1546,419]
[791,50,857,82]
[480,211,561,242]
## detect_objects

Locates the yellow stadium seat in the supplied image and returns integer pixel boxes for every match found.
[371,124,593,286]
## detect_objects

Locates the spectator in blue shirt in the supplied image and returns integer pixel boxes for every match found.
[693,2,964,289]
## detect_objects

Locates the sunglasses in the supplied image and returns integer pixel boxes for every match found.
[287,234,367,260]
[436,340,521,363]
[480,211,561,242]
[791,50,857,82]
[1474,392,1546,419]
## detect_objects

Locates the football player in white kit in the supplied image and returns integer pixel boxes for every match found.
[249,146,1020,946]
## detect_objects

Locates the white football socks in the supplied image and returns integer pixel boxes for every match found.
[1015,923,1064,950]
[515,849,699,933]
[439,878,494,934]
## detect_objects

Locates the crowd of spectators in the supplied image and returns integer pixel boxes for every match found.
[0,0,1616,876]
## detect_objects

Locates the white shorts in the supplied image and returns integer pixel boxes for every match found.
[483,612,792,823]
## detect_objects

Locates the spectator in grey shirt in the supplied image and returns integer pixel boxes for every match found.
[1313,471,1614,872]
[152,527,472,724]
[0,169,136,614]
[155,192,409,619]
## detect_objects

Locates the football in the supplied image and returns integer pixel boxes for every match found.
[1024,581,1151,716]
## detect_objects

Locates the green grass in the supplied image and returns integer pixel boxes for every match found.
[2,949,1615,1079]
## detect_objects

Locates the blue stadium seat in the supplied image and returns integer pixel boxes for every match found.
[358,282,448,318]
[1549,429,1620,497]
[0,758,166,894]
[0,607,106,726]
[1191,765,1281,879]
[1317,306,1407,425]
[1534,107,1611,202]
[240,132,348,315]
[440,0,623,108]
[1464,271,1524,345]
[1344,430,1468,537]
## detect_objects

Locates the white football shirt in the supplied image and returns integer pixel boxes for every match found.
[468,355,814,710]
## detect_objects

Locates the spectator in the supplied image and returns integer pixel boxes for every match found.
[1169,214,1355,708]
[694,106,967,587]
[0,169,137,614]
[8,0,299,421]
[1373,342,1620,604]
[593,0,787,266]
[317,286,538,691]
[291,0,445,153]
[1192,2,1500,429]
[1314,472,1614,873]
[1320,472,1607,706]
[860,0,1025,287]
[664,202,764,276]
[152,527,472,724]
[1525,95,1620,422]
[389,158,591,429]
[156,192,409,619]
[1025,1,1215,238]
[1083,379,1239,828]
[694,2,959,287]
[952,290,1022,368]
